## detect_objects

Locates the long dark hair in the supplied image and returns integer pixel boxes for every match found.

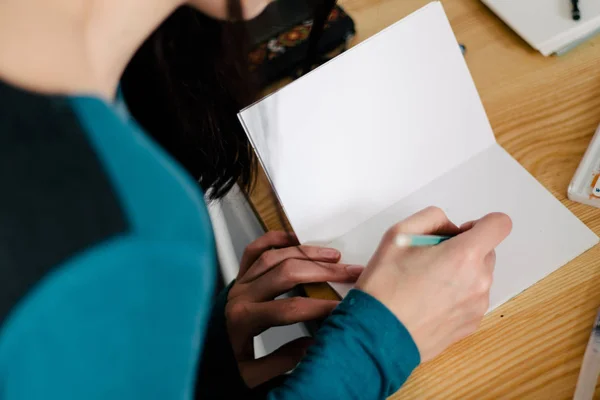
[121,0,336,200]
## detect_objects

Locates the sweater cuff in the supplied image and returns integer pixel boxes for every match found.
[338,289,421,384]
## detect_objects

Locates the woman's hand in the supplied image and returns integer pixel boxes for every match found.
[226,231,363,388]
[356,206,512,362]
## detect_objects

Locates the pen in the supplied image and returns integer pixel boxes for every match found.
[572,0,581,21]
[574,310,600,399]
[395,234,452,247]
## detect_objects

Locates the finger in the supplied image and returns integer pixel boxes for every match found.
[391,206,460,238]
[247,260,362,301]
[239,245,342,284]
[479,251,496,292]
[243,297,339,336]
[241,337,314,388]
[240,231,298,276]
[451,213,512,255]
[484,250,496,271]
[459,220,477,232]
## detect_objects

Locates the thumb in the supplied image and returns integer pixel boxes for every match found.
[240,337,314,388]
[452,213,512,255]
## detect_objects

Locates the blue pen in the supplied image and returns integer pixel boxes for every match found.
[395,234,452,247]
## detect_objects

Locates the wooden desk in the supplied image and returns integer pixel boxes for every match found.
[248,0,600,398]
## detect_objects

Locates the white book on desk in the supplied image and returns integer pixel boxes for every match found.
[238,2,598,311]
[482,0,600,56]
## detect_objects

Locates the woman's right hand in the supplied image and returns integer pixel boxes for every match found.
[355,206,512,362]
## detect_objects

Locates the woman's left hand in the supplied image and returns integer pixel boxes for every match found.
[226,231,363,388]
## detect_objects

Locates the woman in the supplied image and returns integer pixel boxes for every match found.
[0,0,511,399]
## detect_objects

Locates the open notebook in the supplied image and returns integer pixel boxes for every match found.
[238,2,598,310]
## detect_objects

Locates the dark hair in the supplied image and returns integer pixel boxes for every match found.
[121,0,336,200]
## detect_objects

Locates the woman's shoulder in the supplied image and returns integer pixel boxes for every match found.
[0,78,217,351]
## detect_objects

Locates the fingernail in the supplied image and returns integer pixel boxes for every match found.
[346,265,365,277]
[319,248,340,259]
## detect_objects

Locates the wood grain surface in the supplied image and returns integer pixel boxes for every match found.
[247,0,600,398]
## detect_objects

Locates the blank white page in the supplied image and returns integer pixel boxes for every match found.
[239,2,495,244]
[329,144,599,310]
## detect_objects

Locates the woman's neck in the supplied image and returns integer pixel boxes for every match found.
[0,0,184,100]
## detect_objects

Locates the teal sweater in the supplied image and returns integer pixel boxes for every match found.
[0,79,420,399]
